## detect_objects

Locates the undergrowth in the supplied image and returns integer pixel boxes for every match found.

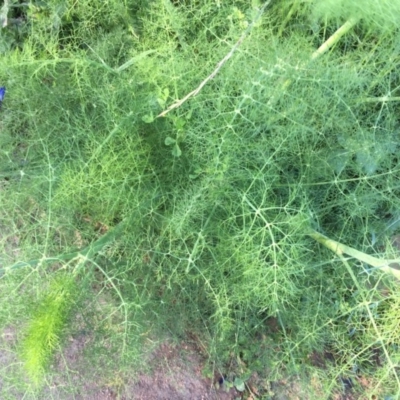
[1,0,400,398]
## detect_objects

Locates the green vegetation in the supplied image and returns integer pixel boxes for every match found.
[1,0,400,397]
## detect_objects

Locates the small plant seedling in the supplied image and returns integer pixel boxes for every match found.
[165,136,182,157]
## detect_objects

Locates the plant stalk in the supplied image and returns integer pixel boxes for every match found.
[309,230,400,280]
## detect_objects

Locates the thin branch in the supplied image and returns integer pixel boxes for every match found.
[309,230,400,280]
[157,0,272,118]
[0,0,9,28]
[358,96,400,103]
[311,17,359,60]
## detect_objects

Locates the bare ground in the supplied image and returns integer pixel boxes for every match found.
[53,333,238,400]
[0,325,240,400]
[0,322,365,400]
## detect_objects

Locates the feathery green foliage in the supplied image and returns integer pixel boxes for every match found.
[20,274,76,386]
[1,0,400,397]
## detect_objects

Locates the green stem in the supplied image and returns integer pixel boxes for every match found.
[357,96,400,103]
[308,229,400,280]
[267,18,360,107]
[311,17,360,60]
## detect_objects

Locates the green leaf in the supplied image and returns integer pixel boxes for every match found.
[157,98,166,108]
[174,117,186,131]
[233,377,245,392]
[165,136,176,146]
[185,109,193,120]
[142,114,154,123]
[172,144,182,157]
[157,88,170,108]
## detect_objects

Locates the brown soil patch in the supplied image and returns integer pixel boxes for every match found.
[127,341,237,400]
[50,332,238,400]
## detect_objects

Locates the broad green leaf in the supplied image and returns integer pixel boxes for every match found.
[233,377,245,392]
[165,136,176,146]
[142,114,154,123]
[172,143,182,157]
